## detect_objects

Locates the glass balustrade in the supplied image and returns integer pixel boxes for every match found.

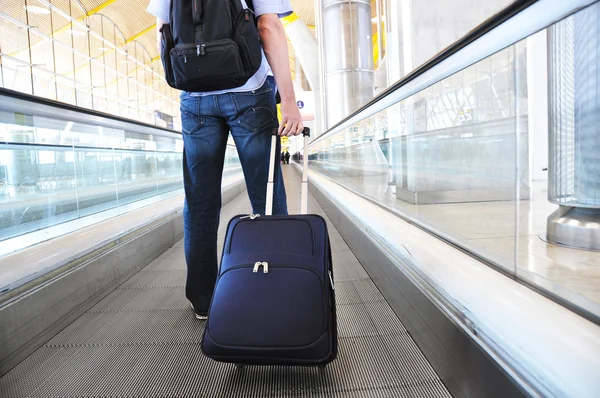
[0,103,243,246]
[306,2,600,319]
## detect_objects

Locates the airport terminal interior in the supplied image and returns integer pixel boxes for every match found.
[1,0,599,397]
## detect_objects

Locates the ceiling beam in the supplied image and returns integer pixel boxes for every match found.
[85,0,120,17]
[47,0,121,37]
[125,24,157,44]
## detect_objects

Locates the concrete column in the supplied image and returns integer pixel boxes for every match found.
[385,0,403,84]
[320,0,374,129]
[282,12,323,137]
[573,4,600,204]
[395,0,417,200]
[295,58,308,91]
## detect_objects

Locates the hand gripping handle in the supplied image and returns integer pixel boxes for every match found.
[265,127,310,215]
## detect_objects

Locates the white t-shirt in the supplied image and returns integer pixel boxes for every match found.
[146,0,293,96]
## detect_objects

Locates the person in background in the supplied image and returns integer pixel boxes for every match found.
[146,0,304,320]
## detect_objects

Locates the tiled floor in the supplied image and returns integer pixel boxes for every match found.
[311,168,600,309]
[0,166,451,398]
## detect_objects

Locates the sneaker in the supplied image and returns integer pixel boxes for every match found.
[190,303,208,320]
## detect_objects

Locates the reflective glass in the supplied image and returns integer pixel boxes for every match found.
[0,107,192,243]
[308,3,600,317]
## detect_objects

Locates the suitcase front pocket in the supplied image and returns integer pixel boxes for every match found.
[207,265,326,348]
[227,218,316,255]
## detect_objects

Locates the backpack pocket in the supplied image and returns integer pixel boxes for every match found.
[160,24,176,87]
[170,39,245,90]
[234,9,262,75]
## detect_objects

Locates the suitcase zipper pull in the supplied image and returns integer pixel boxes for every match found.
[253,262,269,273]
[240,214,260,220]
[329,271,335,290]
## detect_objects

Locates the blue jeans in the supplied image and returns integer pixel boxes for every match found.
[180,76,288,314]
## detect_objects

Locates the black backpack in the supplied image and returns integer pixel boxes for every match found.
[160,0,262,92]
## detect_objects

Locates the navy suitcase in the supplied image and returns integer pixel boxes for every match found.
[201,128,338,367]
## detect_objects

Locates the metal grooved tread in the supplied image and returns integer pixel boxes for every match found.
[0,168,452,398]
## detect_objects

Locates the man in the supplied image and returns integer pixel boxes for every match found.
[146,0,303,320]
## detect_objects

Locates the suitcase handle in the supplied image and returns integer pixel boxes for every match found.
[300,128,310,215]
[266,128,310,216]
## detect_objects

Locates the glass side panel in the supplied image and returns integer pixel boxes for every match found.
[0,104,243,296]
[515,3,600,315]
[0,115,184,243]
[0,107,244,249]
[308,3,600,318]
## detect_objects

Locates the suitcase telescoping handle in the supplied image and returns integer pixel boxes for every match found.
[265,127,310,216]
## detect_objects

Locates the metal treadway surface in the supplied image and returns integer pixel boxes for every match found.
[0,167,452,398]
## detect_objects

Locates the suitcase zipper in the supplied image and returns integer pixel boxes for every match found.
[222,263,331,293]
[240,214,260,220]
[220,264,327,309]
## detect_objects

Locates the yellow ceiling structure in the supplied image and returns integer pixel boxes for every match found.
[2,0,397,88]
[71,0,316,74]
[1,0,316,79]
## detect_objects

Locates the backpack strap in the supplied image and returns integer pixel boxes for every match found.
[244,0,258,27]
[192,0,203,24]
[192,0,206,49]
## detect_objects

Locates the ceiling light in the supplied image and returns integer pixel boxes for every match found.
[24,5,50,14]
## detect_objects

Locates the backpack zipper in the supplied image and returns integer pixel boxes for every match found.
[176,41,233,61]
